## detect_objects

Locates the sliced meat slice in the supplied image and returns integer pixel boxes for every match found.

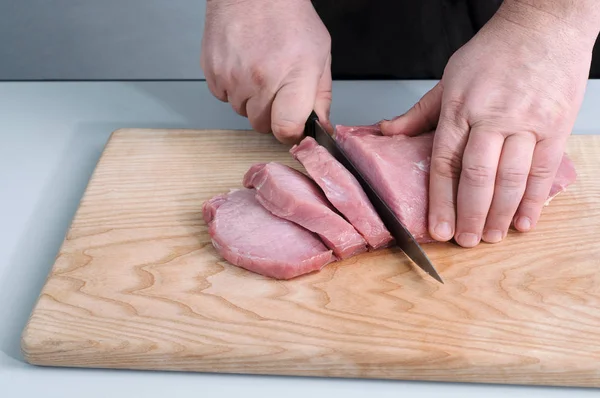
[335,124,577,243]
[202,188,334,280]
[290,136,393,249]
[243,162,368,259]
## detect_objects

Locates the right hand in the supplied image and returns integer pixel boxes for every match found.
[200,0,333,144]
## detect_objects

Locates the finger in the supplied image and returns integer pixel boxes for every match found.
[205,73,228,102]
[228,85,253,118]
[454,128,505,247]
[246,92,275,134]
[513,138,565,232]
[482,133,535,243]
[231,98,248,117]
[271,68,320,144]
[427,103,470,243]
[314,54,333,133]
[380,82,443,137]
[200,53,225,101]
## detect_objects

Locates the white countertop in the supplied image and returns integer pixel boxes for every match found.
[1,80,599,397]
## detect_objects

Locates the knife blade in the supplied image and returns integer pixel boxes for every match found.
[304,111,443,284]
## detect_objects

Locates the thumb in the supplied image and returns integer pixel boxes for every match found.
[271,69,320,144]
[314,54,333,134]
[380,82,443,137]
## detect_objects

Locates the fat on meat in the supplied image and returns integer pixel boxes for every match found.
[202,188,334,279]
[243,162,368,259]
[290,136,393,249]
[335,124,577,243]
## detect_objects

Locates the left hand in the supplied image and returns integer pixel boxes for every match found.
[381,2,597,247]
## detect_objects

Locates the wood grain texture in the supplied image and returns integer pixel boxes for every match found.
[21,129,600,387]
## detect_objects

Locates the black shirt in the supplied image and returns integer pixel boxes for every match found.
[312,0,600,79]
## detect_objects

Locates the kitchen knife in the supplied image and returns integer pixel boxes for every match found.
[304,111,443,284]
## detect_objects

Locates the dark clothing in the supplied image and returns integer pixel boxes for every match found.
[311,0,600,79]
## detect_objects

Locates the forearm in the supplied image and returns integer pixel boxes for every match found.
[206,0,309,5]
[498,0,600,48]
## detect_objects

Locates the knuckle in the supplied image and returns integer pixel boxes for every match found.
[231,98,248,117]
[497,167,528,189]
[316,88,332,103]
[227,69,240,87]
[443,97,468,119]
[520,195,544,210]
[413,99,426,116]
[431,152,462,180]
[529,163,557,180]
[488,208,518,222]
[436,197,456,211]
[250,64,268,88]
[532,96,571,128]
[462,213,488,224]
[461,164,495,187]
[412,99,437,129]
[215,92,228,102]
[206,79,227,102]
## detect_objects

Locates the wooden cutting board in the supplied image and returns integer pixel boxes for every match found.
[21,129,600,387]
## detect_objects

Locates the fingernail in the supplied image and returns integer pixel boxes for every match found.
[434,222,453,240]
[483,229,503,243]
[515,216,531,231]
[457,233,480,247]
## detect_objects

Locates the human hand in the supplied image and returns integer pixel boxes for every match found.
[381,1,599,247]
[200,0,332,144]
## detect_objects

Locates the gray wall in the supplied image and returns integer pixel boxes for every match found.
[0,0,206,80]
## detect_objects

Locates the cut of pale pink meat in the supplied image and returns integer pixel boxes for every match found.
[203,123,578,280]
[546,154,578,205]
[290,136,393,249]
[335,125,435,243]
[243,162,368,259]
[335,124,577,243]
[202,188,334,280]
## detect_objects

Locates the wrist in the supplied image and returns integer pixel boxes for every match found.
[498,0,600,50]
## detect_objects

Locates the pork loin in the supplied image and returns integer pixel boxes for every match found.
[243,162,368,259]
[335,124,577,243]
[202,188,334,280]
[290,136,393,249]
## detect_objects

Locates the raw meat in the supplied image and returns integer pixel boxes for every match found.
[335,124,577,243]
[203,123,577,280]
[243,162,368,259]
[202,188,334,280]
[546,155,578,205]
[290,136,393,249]
[335,125,435,243]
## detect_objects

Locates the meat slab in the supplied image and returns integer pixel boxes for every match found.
[202,188,334,280]
[243,162,368,259]
[335,124,578,243]
[290,136,393,249]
